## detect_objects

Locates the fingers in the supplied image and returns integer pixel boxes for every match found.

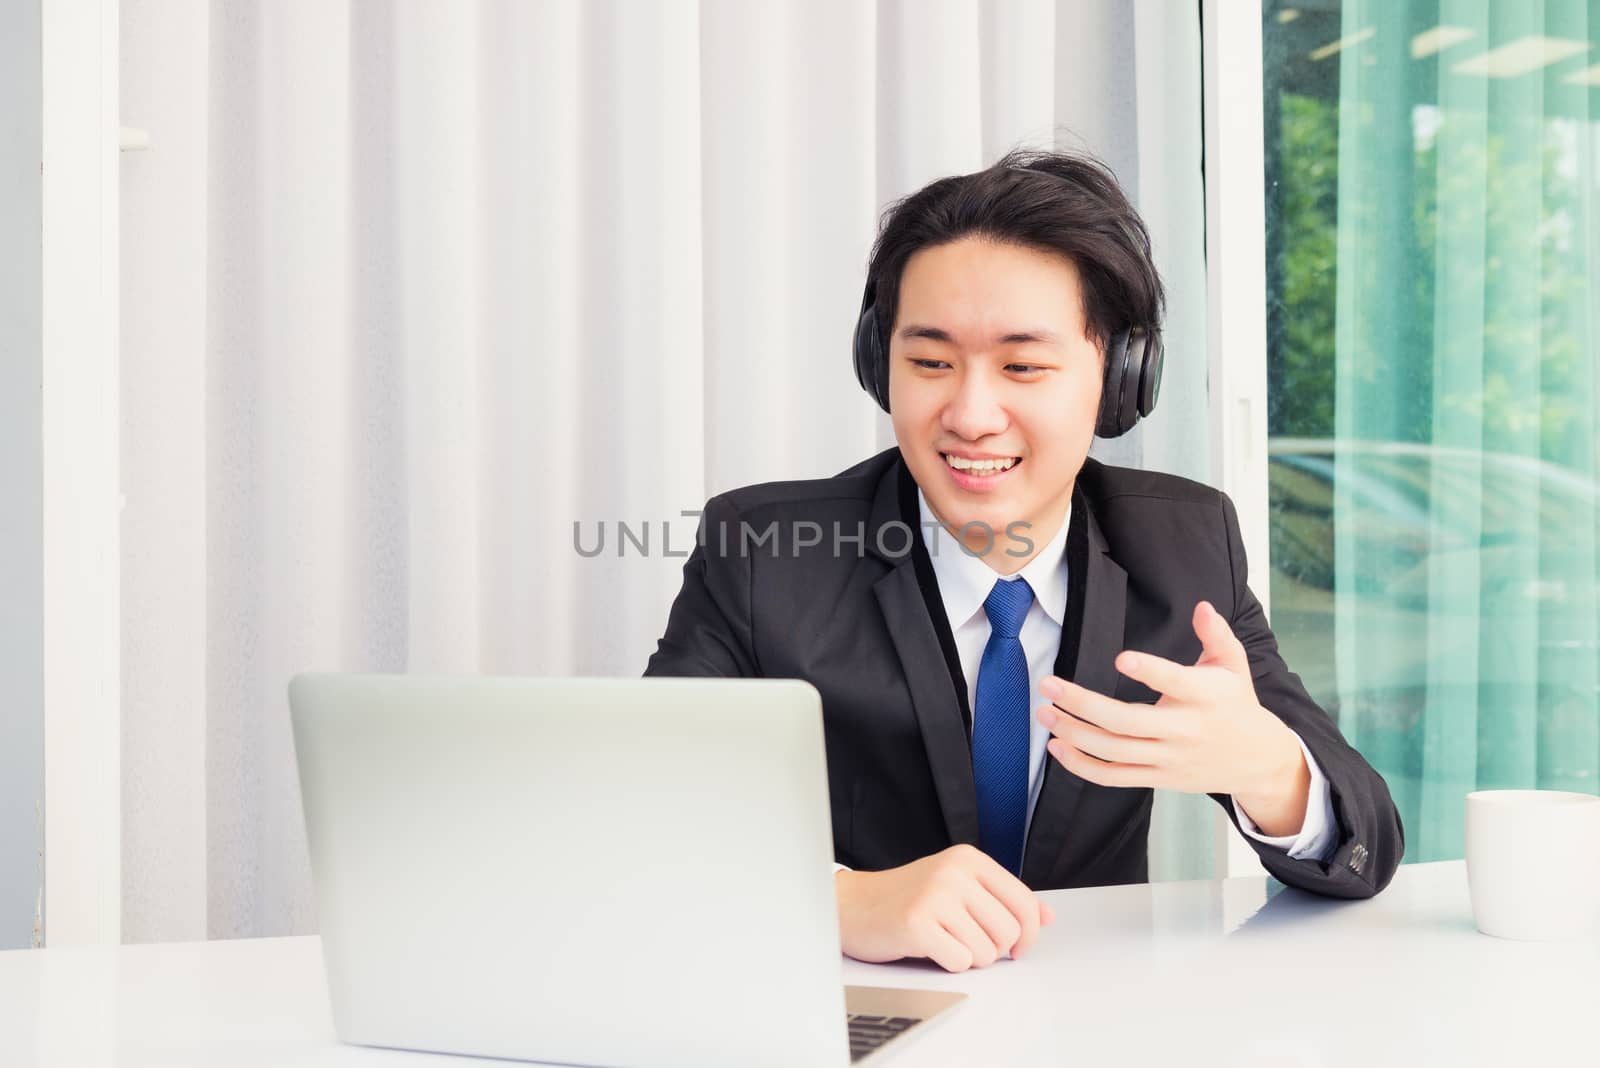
[1192,600,1250,673]
[1036,701,1165,765]
[1111,650,1225,704]
[1046,735,1159,789]
[970,864,1043,958]
[1038,677,1159,738]
[937,908,1001,969]
[920,922,975,974]
[962,850,1051,959]
[963,888,1024,962]
[1036,679,1164,787]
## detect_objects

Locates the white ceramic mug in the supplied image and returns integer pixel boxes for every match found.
[1465,789,1600,941]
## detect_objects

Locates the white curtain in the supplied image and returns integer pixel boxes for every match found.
[119,0,1209,943]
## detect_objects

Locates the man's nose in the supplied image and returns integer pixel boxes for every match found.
[941,369,1009,441]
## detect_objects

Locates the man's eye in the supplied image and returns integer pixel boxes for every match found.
[911,358,950,370]
[1006,364,1044,374]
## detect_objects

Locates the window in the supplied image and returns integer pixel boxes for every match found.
[1264,0,1600,861]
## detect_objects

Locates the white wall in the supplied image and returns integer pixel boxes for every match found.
[0,0,45,951]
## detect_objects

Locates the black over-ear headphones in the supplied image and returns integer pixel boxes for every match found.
[851,265,1164,439]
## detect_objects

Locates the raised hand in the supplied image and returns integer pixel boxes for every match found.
[1036,600,1311,837]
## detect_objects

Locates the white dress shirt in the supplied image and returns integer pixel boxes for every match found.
[833,491,1336,874]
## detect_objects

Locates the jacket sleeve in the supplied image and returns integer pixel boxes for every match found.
[643,493,759,678]
[1209,492,1406,898]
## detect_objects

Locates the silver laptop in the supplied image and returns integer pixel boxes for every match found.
[288,675,964,1066]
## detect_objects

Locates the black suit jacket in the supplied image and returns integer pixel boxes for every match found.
[645,447,1403,897]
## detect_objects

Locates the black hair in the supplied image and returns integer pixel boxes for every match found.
[864,147,1165,359]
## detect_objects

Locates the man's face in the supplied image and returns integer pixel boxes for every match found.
[888,237,1102,569]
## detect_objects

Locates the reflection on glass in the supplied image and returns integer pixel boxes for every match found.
[1264,0,1600,862]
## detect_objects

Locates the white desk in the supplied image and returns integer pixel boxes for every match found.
[1,860,1594,1066]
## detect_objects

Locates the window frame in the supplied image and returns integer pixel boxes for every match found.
[1201,0,1275,877]
[41,0,123,947]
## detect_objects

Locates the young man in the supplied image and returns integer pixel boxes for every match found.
[645,149,1403,973]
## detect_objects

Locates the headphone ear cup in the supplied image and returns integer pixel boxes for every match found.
[1117,329,1148,433]
[853,299,891,413]
[1136,329,1163,418]
[1096,329,1133,438]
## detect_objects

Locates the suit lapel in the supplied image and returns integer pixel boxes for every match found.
[874,566,981,846]
[1020,487,1128,888]
[867,458,981,847]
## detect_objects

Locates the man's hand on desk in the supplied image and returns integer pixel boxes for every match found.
[835,844,1056,973]
[1035,600,1311,838]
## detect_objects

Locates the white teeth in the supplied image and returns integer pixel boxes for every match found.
[944,454,1018,473]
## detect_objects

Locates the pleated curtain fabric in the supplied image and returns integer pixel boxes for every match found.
[118,0,1211,942]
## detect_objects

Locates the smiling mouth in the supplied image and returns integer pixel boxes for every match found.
[942,453,1021,476]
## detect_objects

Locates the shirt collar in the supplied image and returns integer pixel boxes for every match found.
[916,488,1072,630]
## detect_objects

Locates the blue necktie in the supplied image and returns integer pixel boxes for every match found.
[973,577,1033,876]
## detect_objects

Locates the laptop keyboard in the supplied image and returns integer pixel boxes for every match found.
[847,1013,923,1062]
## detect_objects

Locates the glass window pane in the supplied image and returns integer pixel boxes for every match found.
[1264,0,1600,863]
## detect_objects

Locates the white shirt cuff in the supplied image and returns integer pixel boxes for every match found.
[1232,730,1337,862]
